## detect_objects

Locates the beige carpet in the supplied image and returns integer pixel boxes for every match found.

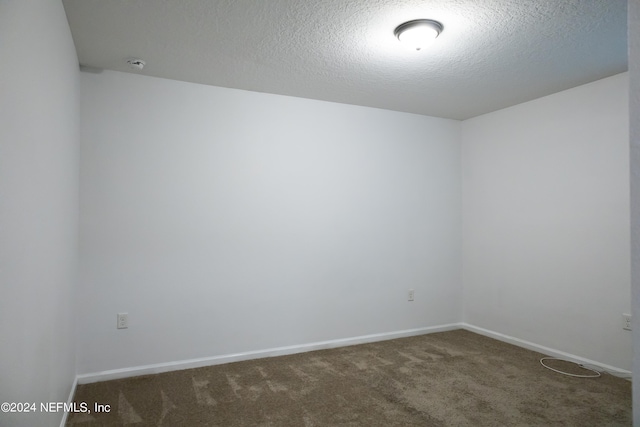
[67,330,631,426]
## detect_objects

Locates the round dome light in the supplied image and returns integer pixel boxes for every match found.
[394,19,443,51]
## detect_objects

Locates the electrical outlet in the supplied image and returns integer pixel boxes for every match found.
[117,312,129,329]
[408,289,415,301]
[623,313,631,331]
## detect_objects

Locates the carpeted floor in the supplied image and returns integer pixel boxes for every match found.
[67,330,631,426]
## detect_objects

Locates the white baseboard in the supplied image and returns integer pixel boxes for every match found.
[461,323,632,378]
[77,323,462,384]
[59,375,78,427]
[73,323,631,390]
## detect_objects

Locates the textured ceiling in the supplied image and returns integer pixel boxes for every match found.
[62,0,627,120]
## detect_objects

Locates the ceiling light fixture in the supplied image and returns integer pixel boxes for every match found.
[126,58,146,70]
[394,19,443,51]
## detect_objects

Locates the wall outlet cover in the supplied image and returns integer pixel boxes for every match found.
[623,313,631,331]
[117,312,129,329]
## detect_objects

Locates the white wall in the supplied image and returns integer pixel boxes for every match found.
[462,73,631,370]
[0,1,80,426]
[628,0,640,423]
[78,70,462,374]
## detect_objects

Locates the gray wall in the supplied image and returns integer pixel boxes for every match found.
[628,0,640,423]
